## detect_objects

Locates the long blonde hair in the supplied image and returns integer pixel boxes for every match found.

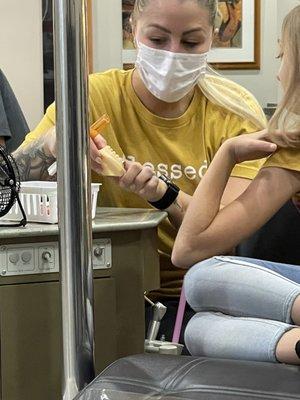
[269,5,300,133]
[131,0,267,130]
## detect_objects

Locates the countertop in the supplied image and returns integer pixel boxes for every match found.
[0,207,167,239]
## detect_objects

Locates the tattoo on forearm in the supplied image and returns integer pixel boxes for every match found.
[13,139,56,181]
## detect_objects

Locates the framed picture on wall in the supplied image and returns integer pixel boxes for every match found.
[122,0,261,70]
[211,0,261,69]
[122,0,136,66]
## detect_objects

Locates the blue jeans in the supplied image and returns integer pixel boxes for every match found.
[184,256,300,362]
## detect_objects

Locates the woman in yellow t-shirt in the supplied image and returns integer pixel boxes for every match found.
[174,6,300,364]
[12,0,298,343]
[13,0,269,298]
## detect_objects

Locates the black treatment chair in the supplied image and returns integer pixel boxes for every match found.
[76,201,300,399]
[76,354,300,399]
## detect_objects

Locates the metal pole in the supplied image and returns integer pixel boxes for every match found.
[53,0,95,399]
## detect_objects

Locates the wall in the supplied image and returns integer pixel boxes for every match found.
[222,0,279,107]
[277,0,299,32]
[223,0,299,106]
[92,0,123,73]
[0,0,44,130]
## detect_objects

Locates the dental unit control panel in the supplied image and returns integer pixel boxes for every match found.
[0,239,112,276]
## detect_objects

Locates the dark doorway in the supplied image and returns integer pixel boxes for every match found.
[42,0,54,112]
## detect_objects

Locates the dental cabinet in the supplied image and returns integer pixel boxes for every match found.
[0,207,166,400]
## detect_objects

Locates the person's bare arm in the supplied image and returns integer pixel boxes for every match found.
[0,136,5,146]
[164,176,251,230]
[12,128,56,181]
[115,158,253,232]
[171,134,300,268]
[12,126,106,181]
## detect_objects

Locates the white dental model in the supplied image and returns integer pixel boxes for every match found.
[98,145,125,177]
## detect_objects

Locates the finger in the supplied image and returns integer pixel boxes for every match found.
[133,167,155,192]
[268,130,290,148]
[93,134,107,149]
[123,160,134,171]
[138,176,160,200]
[90,138,102,163]
[289,132,300,141]
[119,162,143,188]
[91,159,103,175]
[287,132,300,145]
[256,140,277,152]
[253,129,268,141]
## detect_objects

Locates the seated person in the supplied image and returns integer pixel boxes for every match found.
[0,69,29,152]
[172,5,300,365]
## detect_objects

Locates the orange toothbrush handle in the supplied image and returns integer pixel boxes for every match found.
[89,114,110,139]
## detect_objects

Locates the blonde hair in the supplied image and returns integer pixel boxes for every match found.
[132,0,218,27]
[131,0,266,130]
[269,5,300,133]
[199,71,266,129]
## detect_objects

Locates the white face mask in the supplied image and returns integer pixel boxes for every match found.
[135,41,208,103]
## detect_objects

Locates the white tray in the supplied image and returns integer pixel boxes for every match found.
[0,181,100,224]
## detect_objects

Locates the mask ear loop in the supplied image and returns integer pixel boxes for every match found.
[134,37,140,49]
[130,14,137,49]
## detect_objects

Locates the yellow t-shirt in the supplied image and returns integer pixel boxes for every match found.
[262,111,300,201]
[23,68,264,298]
[262,148,300,201]
[263,148,300,173]
[262,111,300,172]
